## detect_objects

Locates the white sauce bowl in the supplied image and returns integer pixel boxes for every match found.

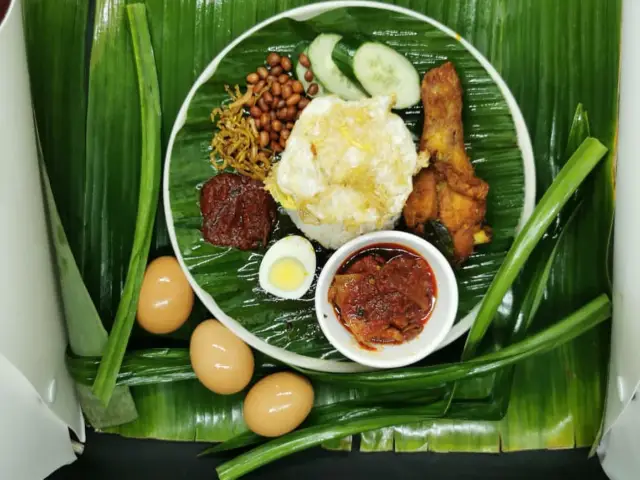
[315,231,458,369]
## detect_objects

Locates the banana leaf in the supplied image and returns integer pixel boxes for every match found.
[24,0,619,453]
[24,0,139,428]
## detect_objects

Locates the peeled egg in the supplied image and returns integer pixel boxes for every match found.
[258,235,316,299]
[137,256,194,334]
[243,372,314,437]
[190,319,254,395]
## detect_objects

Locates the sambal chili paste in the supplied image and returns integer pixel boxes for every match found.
[328,244,437,348]
[200,173,277,250]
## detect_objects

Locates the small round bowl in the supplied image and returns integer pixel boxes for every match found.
[315,231,458,369]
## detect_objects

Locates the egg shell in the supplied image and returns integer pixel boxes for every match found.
[190,319,254,395]
[243,372,314,437]
[137,256,194,334]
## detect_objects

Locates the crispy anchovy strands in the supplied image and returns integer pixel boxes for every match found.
[210,85,272,180]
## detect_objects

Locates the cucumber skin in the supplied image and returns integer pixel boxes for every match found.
[308,33,366,101]
[331,38,366,92]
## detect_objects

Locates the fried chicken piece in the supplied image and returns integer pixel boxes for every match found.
[402,168,438,231]
[404,62,491,263]
[438,183,488,261]
[420,61,474,177]
[434,162,488,201]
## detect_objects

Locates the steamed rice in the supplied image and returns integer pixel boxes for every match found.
[265,95,428,250]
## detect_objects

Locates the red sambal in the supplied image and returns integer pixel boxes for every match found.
[200,173,276,251]
[328,244,437,348]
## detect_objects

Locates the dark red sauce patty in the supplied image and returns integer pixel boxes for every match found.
[200,173,276,250]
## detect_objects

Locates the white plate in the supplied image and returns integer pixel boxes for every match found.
[164,0,536,373]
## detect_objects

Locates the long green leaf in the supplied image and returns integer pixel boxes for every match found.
[217,407,449,480]
[69,349,281,387]
[24,0,139,428]
[41,163,139,427]
[461,138,607,360]
[92,3,162,405]
[23,0,89,261]
[304,294,610,388]
[202,389,448,455]
[68,292,610,393]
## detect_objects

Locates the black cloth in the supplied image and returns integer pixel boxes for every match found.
[50,429,608,480]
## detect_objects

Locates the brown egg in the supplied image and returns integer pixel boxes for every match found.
[190,319,254,395]
[137,256,194,334]
[243,372,314,437]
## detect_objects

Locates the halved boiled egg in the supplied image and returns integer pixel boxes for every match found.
[259,235,316,299]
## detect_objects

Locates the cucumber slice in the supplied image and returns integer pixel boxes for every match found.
[352,42,420,109]
[295,47,326,97]
[331,38,365,91]
[308,33,366,101]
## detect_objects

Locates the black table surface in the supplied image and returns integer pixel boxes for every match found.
[50,429,609,479]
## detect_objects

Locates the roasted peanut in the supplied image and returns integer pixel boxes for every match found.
[282,84,293,99]
[280,56,292,72]
[278,74,290,84]
[263,91,274,104]
[304,70,314,82]
[271,82,282,96]
[298,97,310,110]
[291,80,304,94]
[271,140,283,153]
[259,131,270,148]
[267,52,281,67]
[250,106,262,118]
[270,65,283,77]
[257,66,269,79]
[298,52,311,68]
[307,83,319,96]
[272,120,283,132]
[246,72,259,84]
[257,97,269,112]
[286,94,301,106]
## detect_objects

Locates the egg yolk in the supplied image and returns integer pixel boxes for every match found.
[268,257,307,292]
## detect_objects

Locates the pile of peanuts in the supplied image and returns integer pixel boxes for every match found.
[245,51,319,153]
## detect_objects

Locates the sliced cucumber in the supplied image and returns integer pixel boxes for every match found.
[352,42,420,109]
[295,47,326,97]
[331,38,365,91]
[308,33,366,101]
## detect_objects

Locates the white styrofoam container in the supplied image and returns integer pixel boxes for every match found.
[0,0,83,477]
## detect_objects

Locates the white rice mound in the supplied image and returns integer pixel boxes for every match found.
[264,95,428,250]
